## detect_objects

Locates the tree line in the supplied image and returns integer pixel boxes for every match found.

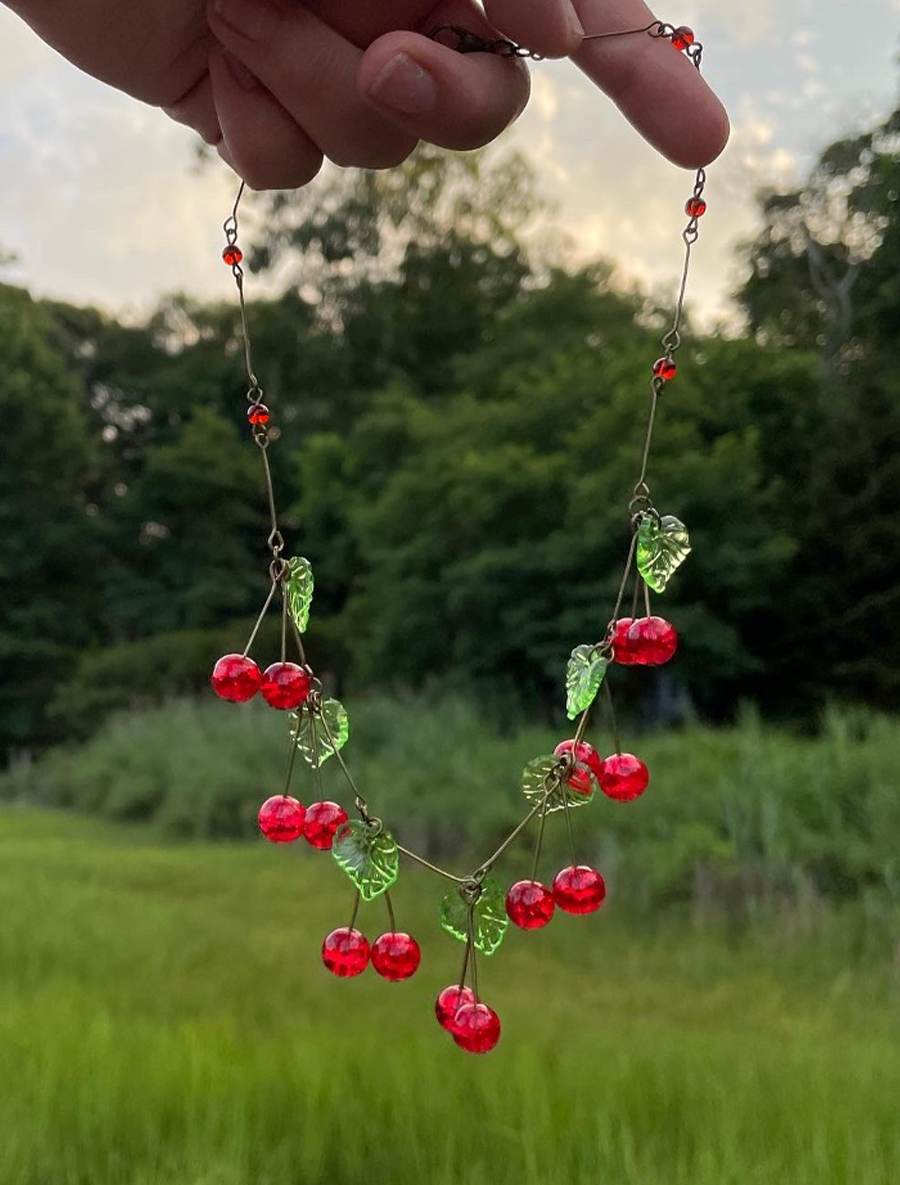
[2,96,899,755]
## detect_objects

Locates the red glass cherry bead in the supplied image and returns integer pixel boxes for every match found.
[452,1003,502,1053]
[506,880,555,930]
[553,739,600,794]
[686,196,708,218]
[222,244,243,266]
[598,753,650,803]
[260,662,311,710]
[303,801,348,851]
[435,985,477,1033]
[552,866,607,915]
[626,617,679,666]
[322,928,370,978]
[371,932,421,981]
[247,402,270,426]
[211,653,263,702]
[257,794,306,843]
[612,618,639,666]
[672,25,695,51]
[653,357,677,381]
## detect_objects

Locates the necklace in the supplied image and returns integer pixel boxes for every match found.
[211,17,710,1055]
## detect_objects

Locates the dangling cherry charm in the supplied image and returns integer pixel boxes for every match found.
[552,866,606,915]
[260,662,311,710]
[371,932,421,981]
[598,753,650,802]
[506,880,555,930]
[321,928,370,977]
[435,985,477,1033]
[626,617,679,665]
[611,618,640,666]
[452,1003,502,1053]
[258,794,306,843]
[553,739,599,796]
[211,654,263,702]
[303,801,349,850]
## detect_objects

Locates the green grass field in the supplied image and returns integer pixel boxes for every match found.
[1,809,898,1185]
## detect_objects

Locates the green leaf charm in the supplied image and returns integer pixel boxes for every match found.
[286,556,314,633]
[565,645,608,720]
[637,514,691,594]
[440,877,508,956]
[290,699,349,768]
[332,820,399,901]
[522,754,594,813]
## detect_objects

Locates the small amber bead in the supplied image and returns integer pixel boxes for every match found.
[653,357,677,382]
[672,26,695,51]
[247,403,270,426]
[222,244,243,266]
[686,197,708,218]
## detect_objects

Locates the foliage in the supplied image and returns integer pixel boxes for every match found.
[5,696,900,919]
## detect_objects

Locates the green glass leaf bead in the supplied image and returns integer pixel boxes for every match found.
[636,514,691,594]
[440,877,508,956]
[522,755,593,813]
[286,556,314,633]
[332,820,399,902]
[565,645,609,721]
[290,698,349,768]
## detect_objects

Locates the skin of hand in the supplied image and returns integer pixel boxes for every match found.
[3,0,729,190]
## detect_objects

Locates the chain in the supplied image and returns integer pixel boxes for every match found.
[219,16,711,986]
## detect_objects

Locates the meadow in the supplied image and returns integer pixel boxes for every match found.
[1,805,899,1185]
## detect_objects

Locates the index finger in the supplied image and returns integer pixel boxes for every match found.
[571,0,729,168]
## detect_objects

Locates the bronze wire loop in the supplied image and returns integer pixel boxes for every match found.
[219,15,711,973]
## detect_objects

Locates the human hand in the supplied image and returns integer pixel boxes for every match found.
[4,0,728,190]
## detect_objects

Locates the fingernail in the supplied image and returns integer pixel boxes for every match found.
[367,53,437,116]
[213,0,280,41]
[222,50,259,90]
[565,0,585,39]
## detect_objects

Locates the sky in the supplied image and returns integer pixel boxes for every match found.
[0,0,898,323]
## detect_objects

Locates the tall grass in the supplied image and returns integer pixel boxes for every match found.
[0,810,898,1185]
[4,696,900,920]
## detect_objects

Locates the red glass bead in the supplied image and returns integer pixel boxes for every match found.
[257,794,306,843]
[598,753,650,803]
[452,1003,502,1053]
[552,866,606,915]
[303,801,348,850]
[685,197,708,218]
[321,928,370,978]
[553,739,599,795]
[211,653,263,702]
[247,402,270,426]
[506,880,555,930]
[672,26,695,51]
[626,617,679,666]
[653,357,677,381]
[260,662,311,710]
[435,985,477,1033]
[611,618,640,666]
[222,244,243,266]
[371,932,421,981]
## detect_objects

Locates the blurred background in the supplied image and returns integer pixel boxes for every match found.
[1,4,899,1185]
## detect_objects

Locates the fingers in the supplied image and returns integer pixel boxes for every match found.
[208,46,323,190]
[571,0,729,168]
[208,0,417,171]
[482,0,584,59]
[162,70,222,146]
[357,25,530,151]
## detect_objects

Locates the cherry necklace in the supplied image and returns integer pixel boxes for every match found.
[211,18,709,1055]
